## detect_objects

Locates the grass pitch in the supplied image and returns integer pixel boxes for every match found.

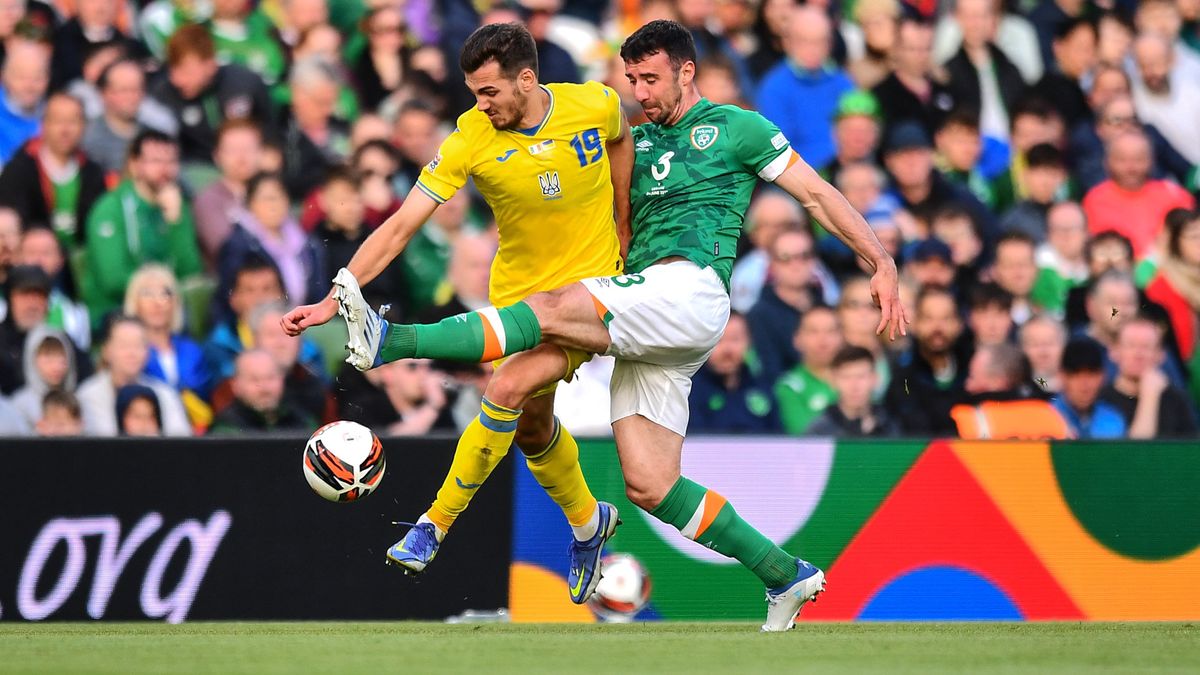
[1,622,1197,674]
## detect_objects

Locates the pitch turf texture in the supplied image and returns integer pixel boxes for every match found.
[2,623,1198,674]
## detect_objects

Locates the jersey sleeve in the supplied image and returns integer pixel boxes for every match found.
[601,84,623,141]
[415,127,472,204]
[732,110,793,183]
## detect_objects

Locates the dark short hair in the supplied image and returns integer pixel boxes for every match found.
[1025,142,1065,170]
[459,22,538,79]
[1164,208,1199,260]
[1060,335,1106,374]
[996,231,1036,254]
[938,106,980,134]
[42,389,81,419]
[916,284,957,315]
[100,314,145,348]
[245,172,286,203]
[1010,97,1060,128]
[931,204,980,235]
[970,282,1014,313]
[1054,16,1096,42]
[234,253,284,291]
[128,129,177,159]
[832,345,875,370]
[1085,230,1133,263]
[620,19,697,72]
[322,163,362,190]
[352,141,399,174]
[97,58,141,91]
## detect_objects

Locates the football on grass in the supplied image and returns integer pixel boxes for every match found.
[302,421,386,502]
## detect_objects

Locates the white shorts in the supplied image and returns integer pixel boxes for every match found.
[580,261,731,436]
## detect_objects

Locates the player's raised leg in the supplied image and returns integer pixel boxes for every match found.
[613,411,824,631]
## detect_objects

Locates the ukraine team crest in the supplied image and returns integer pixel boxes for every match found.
[690,125,719,150]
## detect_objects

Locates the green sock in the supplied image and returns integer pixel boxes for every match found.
[379,301,543,363]
[650,476,797,588]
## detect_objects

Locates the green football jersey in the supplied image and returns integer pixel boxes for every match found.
[627,99,792,288]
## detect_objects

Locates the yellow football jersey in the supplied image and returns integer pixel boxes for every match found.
[416,81,624,307]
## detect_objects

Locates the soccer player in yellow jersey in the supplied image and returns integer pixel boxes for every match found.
[283,23,632,604]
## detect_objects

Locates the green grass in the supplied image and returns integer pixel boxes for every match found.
[1,622,1197,674]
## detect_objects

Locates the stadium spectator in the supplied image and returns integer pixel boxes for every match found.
[729,189,804,313]
[352,139,403,231]
[11,326,78,428]
[390,101,441,195]
[1136,0,1200,78]
[903,238,957,291]
[1032,201,1089,315]
[775,306,842,435]
[929,205,985,301]
[517,0,580,86]
[746,0,792,80]
[280,57,350,200]
[336,356,456,434]
[289,24,357,123]
[210,300,334,424]
[1064,231,1134,328]
[82,130,203,325]
[988,99,1065,215]
[1145,209,1200,363]
[967,282,1014,349]
[194,120,263,266]
[0,93,105,248]
[1068,92,1194,194]
[952,342,1070,439]
[886,285,972,434]
[747,228,822,378]
[1026,0,1087,70]
[76,316,190,436]
[35,390,84,436]
[675,0,751,96]
[19,227,91,349]
[934,108,993,209]
[808,345,900,437]
[81,58,177,175]
[353,5,413,112]
[1082,130,1195,259]
[49,0,143,91]
[998,143,1069,242]
[872,16,955,135]
[146,24,273,164]
[207,0,287,88]
[942,0,1028,145]
[205,254,324,381]
[0,40,51,164]
[882,120,995,237]
[1029,17,1096,129]
[276,0,329,54]
[823,90,882,180]
[694,54,745,108]
[1100,318,1199,438]
[0,265,89,395]
[1020,314,1066,393]
[115,384,162,436]
[208,348,315,434]
[837,275,892,395]
[1131,32,1200,169]
[842,0,900,90]
[756,5,853,170]
[991,232,1041,325]
[688,312,782,433]
[217,172,324,322]
[0,207,18,287]
[1052,335,1126,438]
[124,264,212,402]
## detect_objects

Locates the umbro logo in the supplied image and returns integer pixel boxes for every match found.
[635,139,653,151]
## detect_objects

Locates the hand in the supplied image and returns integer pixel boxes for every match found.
[1138,368,1169,399]
[281,296,338,336]
[870,260,908,341]
[156,183,183,224]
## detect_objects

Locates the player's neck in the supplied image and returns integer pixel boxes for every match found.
[517,85,551,130]
[662,87,703,127]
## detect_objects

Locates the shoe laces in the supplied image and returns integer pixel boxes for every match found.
[394,521,437,559]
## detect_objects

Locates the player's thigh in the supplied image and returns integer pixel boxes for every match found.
[485,344,570,410]
[526,283,612,355]
[613,414,684,509]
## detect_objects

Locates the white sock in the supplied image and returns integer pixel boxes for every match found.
[571,504,601,542]
[419,513,447,542]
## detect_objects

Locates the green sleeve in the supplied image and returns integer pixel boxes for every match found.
[84,194,135,309]
[169,204,204,280]
[730,109,791,180]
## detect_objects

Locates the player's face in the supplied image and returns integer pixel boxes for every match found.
[465,60,532,130]
[624,51,689,125]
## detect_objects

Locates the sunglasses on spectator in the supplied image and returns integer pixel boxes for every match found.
[774,250,813,263]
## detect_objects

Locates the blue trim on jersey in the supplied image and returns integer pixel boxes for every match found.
[415,181,447,204]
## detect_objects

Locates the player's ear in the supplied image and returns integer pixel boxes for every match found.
[518,67,537,92]
[678,60,696,87]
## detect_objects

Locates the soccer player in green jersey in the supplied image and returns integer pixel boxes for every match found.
[331,20,905,630]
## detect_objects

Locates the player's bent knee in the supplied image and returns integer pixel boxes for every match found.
[625,480,669,512]
[484,371,541,410]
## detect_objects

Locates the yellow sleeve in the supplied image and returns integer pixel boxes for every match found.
[600,83,623,141]
[416,127,472,204]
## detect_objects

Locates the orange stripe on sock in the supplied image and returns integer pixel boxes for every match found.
[591,294,610,322]
[694,491,727,540]
[479,315,503,361]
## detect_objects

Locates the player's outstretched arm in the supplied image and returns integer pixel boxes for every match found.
[281,188,440,336]
[773,154,908,340]
[607,110,634,258]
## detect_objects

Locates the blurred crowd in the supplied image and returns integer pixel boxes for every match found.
[0,0,1196,439]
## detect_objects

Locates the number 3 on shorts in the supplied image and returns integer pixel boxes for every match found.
[612,273,645,288]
